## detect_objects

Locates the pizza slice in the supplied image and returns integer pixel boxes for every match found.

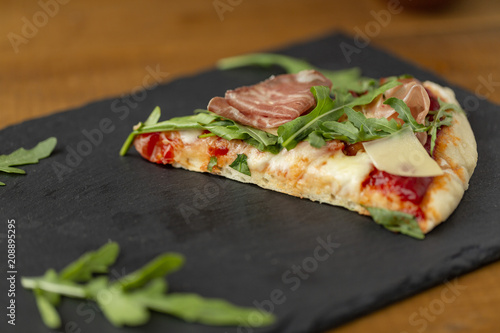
[120,54,477,239]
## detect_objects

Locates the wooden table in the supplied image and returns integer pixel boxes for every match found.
[1,0,499,332]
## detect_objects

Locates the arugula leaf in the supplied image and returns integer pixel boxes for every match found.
[143,106,162,126]
[366,206,425,239]
[427,99,460,155]
[366,116,401,134]
[203,121,249,141]
[278,80,400,150]
[136,291,275,326]
[306,131,326,148]
[22,244,276,329]
[349,80,401,106]
[114,253,184,291]
[218,52,314,73]
[120,111,216,156]
[383,98,427,132]
[91,277,151,327]
[120,108,281,156]
[23,242,119,327]
[34,269,62,310]
[384,97,460,155]
[207,156,218,172]
[232,122,279,147]
[278,86,340,149]
[321,118,360,143]
[229,154,251,176]
[59,242,119,282]
[217,53,376,92]
[34,288,62,329]
[0,137,57,185]
[321,106,401,144]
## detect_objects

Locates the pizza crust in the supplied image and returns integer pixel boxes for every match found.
[419,103,478,231]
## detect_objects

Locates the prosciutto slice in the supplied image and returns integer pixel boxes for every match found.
[359,78,431,144]
[208,70,332,129]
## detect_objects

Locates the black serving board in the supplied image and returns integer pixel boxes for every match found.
[1,33,500,333]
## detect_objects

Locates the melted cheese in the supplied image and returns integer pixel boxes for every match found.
[179,130,203,145]
[246,142,373,200]
[362,127,443,177]
[303,151,373,200]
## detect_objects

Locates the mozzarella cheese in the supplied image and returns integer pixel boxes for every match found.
[362,127,443,177]
[179,130,204,144]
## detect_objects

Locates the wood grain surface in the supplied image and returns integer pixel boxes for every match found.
[1,0,499,332]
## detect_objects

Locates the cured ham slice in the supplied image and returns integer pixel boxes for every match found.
[208,70,332,129]
[358,78,431,144]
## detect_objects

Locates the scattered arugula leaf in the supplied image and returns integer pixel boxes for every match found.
[0,137,57,186]
[113,253,184,291]
[88,277,152,327]
[59,242,119,282]
[34,288,61,329]
[217,53,377,92]
[139,291,275,326]
[365,206,425,239]
[229,154,251,176]
[21,242,275,329]
[207,156,218,172]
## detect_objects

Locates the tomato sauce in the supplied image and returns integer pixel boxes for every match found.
[136,132,179,164]
[208,137,229,157]
[363,169,433,205]
[144,133,160,157]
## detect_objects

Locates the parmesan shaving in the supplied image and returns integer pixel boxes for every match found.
[362,127,443,177]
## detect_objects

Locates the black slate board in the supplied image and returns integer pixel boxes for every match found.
[1,32,500,333]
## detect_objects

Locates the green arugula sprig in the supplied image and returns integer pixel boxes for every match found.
[384,97,460,155]
[22,242,276,329]
[217,53,459,154]
[426,100,459,154]
[307,96,459,153]
[217,52,378,93]
[277,81,401,149]
[229,154,251,176]
[366,206,425,239]
[207,156,218,172]
[120,84,458,157]
[120,107,280,156]
[0,137,57,186]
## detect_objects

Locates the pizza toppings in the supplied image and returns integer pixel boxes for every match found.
[365,206,425,239]
[359,78,431,145]
[363,169,433,205]
[119,53,477,240]
[208,70,332,129]
[360,78,430,124]
[229,154,251,176]
[207,136,229,157]
[134,132,182,164]
[362,127,443,177]
[207,156,218,172]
